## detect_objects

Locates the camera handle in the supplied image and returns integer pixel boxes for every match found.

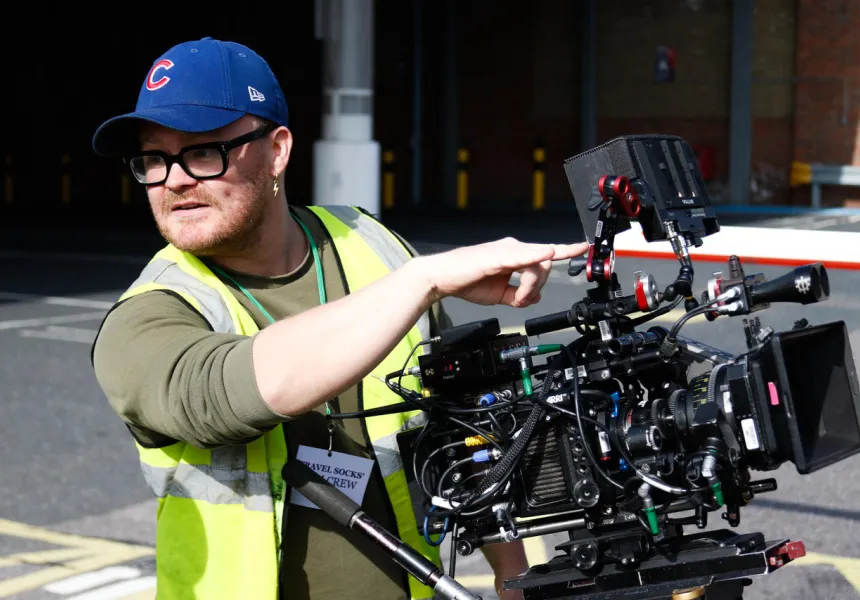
[282,458,483,600]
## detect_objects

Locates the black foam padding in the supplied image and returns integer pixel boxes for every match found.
[564,137,638,243]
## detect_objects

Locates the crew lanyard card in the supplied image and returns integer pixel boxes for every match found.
[289,445,374,510]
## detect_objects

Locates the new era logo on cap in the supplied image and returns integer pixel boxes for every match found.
[248,86,266,102]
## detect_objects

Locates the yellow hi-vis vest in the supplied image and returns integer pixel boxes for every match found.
[112,205,442,599]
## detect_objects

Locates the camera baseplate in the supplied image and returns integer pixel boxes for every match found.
[504,529,805,600]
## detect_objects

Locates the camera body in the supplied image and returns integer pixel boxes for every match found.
[389,135,860,599]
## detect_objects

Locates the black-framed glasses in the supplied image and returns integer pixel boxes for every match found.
[125,123,276,185]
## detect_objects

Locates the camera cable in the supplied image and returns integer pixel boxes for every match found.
[561,344,690,496]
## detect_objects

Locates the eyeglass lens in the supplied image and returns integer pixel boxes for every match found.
[129,147,225,184]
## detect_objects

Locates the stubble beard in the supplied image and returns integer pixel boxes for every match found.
[155,166,271,257]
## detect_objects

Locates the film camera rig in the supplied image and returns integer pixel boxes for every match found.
[282,135,860,600]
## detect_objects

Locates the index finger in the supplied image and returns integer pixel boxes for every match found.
[546,242,589,261]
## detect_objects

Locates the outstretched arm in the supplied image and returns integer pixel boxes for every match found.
[252,237,587,417]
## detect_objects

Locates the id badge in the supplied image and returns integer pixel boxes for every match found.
[289,445,375,509]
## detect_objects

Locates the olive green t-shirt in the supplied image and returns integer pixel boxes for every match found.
[91,206,453,600]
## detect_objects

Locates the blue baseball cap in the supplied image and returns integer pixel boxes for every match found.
[92,37,289,157]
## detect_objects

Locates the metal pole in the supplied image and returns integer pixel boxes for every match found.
[411,0,423,207]
[580,0,597,151]
[313,0,381,214]
[728,0,754,206]
[441,0,458,209]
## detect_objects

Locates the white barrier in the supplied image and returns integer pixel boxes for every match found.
[613,222,860,270]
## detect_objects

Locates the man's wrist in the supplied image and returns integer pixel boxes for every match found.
[482,540,530,579]
[403,255,440,306]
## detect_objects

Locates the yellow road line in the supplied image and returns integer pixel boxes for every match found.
[793,552,860,591]
[0,548,92,568]
[0,518,154,598]
[453,574,495,588]
[523,537,548,567]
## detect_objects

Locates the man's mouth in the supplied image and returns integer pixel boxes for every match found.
[170,201,210,212]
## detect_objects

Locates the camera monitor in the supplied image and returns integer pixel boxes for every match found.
[564,134,720,245]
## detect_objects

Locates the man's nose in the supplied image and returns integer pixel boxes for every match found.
[164,162,196,190]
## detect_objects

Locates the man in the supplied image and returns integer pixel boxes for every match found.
[90,37,587,600]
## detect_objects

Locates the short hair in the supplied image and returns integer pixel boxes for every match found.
[249,115,277,130]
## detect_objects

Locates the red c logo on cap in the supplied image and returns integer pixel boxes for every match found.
[146,59,174,91]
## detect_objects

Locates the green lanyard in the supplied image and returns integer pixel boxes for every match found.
[209,213,337,442]
[210,213,326,321]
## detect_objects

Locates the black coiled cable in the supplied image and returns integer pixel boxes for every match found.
[475,402,545,496]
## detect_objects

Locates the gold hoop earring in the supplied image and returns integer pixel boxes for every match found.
[273,178,280,195]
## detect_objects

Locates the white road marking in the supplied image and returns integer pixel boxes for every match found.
[19,326,99,344]
[44,566,141,595]
[803,217,847,230]
[65,576,156,600]
[0,250,148,265]
[0,291,114,310]
[0,312,106,331]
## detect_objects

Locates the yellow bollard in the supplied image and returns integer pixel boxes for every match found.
[533,145,546,210]
[457,148,469,209]
[121,173,131,206]
[4,155,12,204]
[382,150,395,209]
[790,160,811,187]
[61,153,71,206]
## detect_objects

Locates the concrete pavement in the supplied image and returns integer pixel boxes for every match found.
[1,215,860,599]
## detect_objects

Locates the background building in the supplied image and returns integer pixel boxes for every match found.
[1,0,857,229]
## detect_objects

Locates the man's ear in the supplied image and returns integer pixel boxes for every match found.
[271,126,293,178]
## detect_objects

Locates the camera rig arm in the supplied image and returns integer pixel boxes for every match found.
[526,175,699,338]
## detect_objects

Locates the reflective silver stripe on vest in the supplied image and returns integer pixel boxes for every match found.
[140,445,273,512]
[324,206,411,275]
[323,206,431,342]
[127,260,267,510]
[372,412,430,479]
[128,209,432,511]
[127,258,236,334]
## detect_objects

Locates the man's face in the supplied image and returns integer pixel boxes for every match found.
[137,116,274,255]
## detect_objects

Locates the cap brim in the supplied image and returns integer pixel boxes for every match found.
[92,105,246,157]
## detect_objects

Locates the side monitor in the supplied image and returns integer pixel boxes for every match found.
[564,134,720,246]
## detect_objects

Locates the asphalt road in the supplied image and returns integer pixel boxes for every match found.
[1,213,859,600]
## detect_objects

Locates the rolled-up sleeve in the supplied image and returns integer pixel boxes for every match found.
[92,291,286,449]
